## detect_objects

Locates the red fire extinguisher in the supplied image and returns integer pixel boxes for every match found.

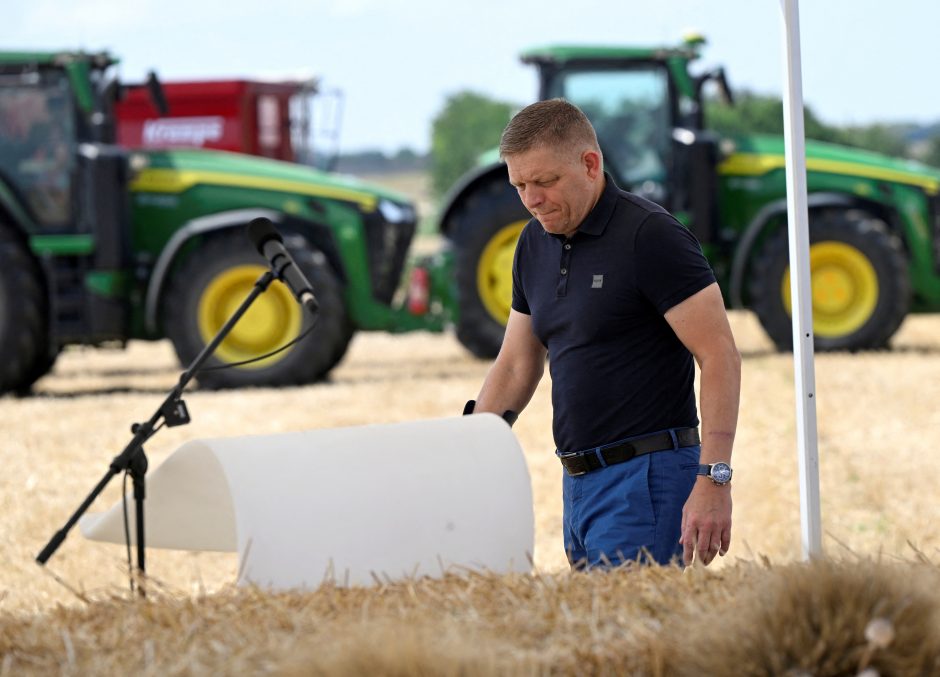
[407,266,430,315]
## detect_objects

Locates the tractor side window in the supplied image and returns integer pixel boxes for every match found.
[0,73,75,226]
[558,67,671,199]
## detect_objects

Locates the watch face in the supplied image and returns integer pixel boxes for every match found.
[711,463,732,484]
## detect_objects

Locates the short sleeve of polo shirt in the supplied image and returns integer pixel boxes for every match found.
[635,212,716,315]
[511,224,531,315]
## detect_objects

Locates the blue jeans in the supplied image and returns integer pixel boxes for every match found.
[561,440,701,568]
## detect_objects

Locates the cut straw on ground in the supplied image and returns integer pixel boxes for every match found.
[3,311,940,672]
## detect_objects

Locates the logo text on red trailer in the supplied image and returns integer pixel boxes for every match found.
[142,116,225,147]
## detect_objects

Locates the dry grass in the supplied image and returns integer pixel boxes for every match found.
[3,311,940,673]
[2,560,938,675]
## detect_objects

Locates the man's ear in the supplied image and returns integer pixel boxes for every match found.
[582,149,602,179]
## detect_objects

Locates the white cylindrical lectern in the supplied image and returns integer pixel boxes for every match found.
[80,414,534,589]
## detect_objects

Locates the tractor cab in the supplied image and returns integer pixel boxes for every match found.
[0,51,134,348]
[0,57,82,229]
[521,36,728,246]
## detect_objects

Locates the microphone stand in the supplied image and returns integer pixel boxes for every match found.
[36,269,277,596]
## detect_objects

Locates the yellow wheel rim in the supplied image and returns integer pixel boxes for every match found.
[198,265,302,369]
[781,241,879,338]
[477,221,527,323]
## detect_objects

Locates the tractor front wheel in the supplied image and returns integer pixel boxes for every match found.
[162,232,352,388]
[452,179,530,358]
[0,223,53,394]
[749,210,909,351]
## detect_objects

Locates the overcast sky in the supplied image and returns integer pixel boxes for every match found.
[4,0,938,153]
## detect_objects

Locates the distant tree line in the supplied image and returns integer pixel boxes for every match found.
[429,91,518,197]
[329,90,516,198]
[333,147,428,175]
[706,90,940,166]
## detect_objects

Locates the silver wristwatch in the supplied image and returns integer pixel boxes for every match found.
[696,462,733,486]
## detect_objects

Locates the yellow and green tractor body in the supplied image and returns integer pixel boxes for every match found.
[438,38,940,356]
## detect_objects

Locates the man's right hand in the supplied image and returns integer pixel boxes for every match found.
[463,399,518,427]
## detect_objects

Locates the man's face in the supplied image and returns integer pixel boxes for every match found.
[505,144,603,237]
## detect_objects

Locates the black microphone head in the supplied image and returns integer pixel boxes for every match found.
[247,217,283,254]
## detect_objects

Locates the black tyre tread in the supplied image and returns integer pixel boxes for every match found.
[162,233,351,389]
[0,223,50,394]
[323,316,356,373]
[749,210,909,351]
[452,178,530,359]
[14,348,59,396]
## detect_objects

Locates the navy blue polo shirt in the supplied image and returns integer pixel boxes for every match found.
[511,174,716,453]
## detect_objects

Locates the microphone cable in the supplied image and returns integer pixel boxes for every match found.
[121,471,133,592]
[121,420,165,593]
[118,307,320,591]
[198,314,320,373]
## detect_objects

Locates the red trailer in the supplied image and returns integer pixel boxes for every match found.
[115,79,321,163]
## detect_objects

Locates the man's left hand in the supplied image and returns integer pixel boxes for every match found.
[680,481,732,566]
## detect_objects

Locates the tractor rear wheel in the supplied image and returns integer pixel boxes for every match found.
[163,232,352,388]
[0,223,52,394]
[749,210,909,351]
[452,179,530,358]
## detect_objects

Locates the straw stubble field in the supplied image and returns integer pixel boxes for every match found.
[2,311,940,674]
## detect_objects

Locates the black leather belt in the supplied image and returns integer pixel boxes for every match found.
[558,427,700,476]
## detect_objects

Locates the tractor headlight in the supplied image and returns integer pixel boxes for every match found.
[378,198,416,224]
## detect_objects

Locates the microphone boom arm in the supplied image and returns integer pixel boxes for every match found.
[36,268,277,590]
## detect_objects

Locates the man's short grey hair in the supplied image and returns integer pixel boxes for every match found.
[499,98,601,159]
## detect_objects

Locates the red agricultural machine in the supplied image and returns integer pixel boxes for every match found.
[115,77,341,168]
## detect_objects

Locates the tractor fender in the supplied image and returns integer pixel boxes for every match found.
[146,209,348,335]
[437,161,508,237]
[144,208,283,334]
[728,192,861,308]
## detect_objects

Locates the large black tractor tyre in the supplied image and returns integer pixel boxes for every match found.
[452,180,530,358]
[749,210,909,351]
[163,233,352,389]
[0,223,52,395]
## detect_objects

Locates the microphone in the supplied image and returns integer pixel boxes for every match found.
[246,218,320,316]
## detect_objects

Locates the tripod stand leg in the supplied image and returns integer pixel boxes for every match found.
[130,451,148,596]
[36,268,277,584]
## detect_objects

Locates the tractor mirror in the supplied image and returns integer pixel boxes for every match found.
[716,67,735,106]
[694,67,735,107]
[145,71,170,117]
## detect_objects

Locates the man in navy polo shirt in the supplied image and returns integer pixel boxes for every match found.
[471,99,741,568]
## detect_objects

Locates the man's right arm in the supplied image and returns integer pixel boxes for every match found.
[472,309,547,416]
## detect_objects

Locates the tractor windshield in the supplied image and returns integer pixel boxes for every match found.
[551,66,671,201]
[0,70,75,225]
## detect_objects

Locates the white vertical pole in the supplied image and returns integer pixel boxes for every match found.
[779,0,823,559]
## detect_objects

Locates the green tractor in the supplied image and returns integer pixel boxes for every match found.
[438,37,940,357]
[0,50,452,394]
[5,41,940,397]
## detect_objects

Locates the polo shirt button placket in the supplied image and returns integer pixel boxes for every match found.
[557,240,572,297]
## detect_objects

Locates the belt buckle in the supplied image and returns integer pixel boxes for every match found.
[558,450,588,477]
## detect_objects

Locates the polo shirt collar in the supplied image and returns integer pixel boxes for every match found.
[572,172,619,238]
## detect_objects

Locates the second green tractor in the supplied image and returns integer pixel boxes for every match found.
[439,36,940,358]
